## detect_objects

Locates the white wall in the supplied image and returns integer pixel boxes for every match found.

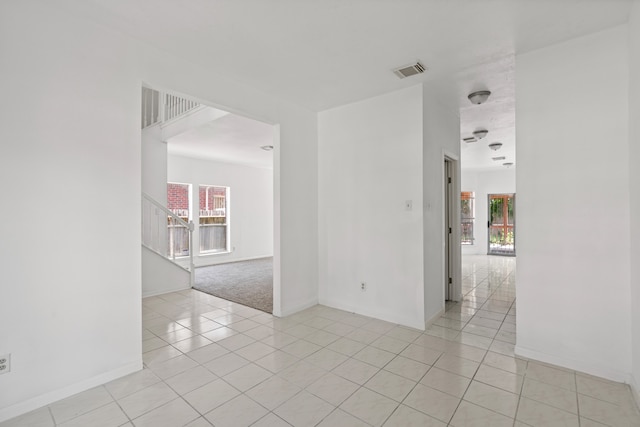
[422,87,462,320]
[141,126,167,202]
[142,247,190,297]
[167,155,273,266]
[461,169,516,255]
[515,26,632,381]
[274,110,319,317]
[318,86,425,329]
[0,3,142,420]
[0,1,318,421]
[629,1,640,404]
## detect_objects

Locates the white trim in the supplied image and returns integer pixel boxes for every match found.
[0,360,142,423]
[514,345,630,384]
[143,284,191,298]
[197,250,232,257]
[425,307,445,330]
[630,373,640,412]
[192,254,274,268]
[443,150,462,303]
[319,298,425,330]
[278,298,318,318]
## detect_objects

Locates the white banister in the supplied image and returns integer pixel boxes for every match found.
[141,88,201,129]
[164,93,199,122]
[142,192,195,287]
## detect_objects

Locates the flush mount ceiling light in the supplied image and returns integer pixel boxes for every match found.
[260,145,274,151]
[468,90,491,105]
[463,137,477,143]
[492,156,506,161]
[473,129,488,139]
[503,162,514,167]
[488,142,503,151]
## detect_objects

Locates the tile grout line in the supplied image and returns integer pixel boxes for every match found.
[16,256,638,427]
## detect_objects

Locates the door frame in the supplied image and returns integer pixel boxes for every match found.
[487,193,516,256]
[443,153,462,302]
[140,83,281,315]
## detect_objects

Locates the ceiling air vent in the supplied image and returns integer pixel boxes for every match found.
[492,156,506,161]
[393,61,427,79]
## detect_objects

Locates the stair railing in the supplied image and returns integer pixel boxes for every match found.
[142,192,195,286]
[142,87,201,129]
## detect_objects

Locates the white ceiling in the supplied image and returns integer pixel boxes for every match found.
[459,56,516,171]
[167,109,275,169]
[56,0,632,170]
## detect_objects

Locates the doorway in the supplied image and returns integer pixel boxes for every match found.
[444,157,456,301]
[141,85,278,313]
[488,193,515,256]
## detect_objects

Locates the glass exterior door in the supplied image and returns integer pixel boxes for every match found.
[488,194,515,256]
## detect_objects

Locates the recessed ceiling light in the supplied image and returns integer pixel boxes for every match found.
[261,145,274,151]
[488,142,503,151]
[492,156,506,161]
[503,162,514,167]
[468,90,491,105]
[473,129,488,139]
[463,137,477,143]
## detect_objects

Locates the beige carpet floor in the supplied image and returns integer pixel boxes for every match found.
[193,257,273,313]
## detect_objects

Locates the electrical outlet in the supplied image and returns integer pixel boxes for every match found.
[361,282,366,291]
[0,354,10,375]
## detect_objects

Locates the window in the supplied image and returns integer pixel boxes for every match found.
[199,185,229,253]
[167,182,191,257]
[461,191,475,245]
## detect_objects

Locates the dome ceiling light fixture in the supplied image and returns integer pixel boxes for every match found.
[473,129,488,139]
[492,156,506,161]
[468,90,491,105]
[260,145,274,151]
[463,137,477,143]
[488,142,503,151]
[503,162,514,167]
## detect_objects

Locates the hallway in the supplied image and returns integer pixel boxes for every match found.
[3,257,639,426]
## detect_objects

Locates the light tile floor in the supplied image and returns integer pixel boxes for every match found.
[3,255,640,426]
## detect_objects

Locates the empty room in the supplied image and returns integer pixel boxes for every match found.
[1,1,640,426]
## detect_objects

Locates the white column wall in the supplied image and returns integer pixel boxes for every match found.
[461,169,516,255]
[422,88,462,320]
[276,109,318,316]
[0,1,318,420]
[167,155,274,267]
[141,126,168,203]
[318,86,425,329]
[515,26,632,381]
[629,1,640,404]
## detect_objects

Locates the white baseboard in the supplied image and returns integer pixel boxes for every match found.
[514,345,629,384]
[143,284,191,298]
[194,254,273,268]
[425,307,445,329]
[278,298,318,318]
[0,360,142,423]
[630,373,640,413]
[318,298,425,330]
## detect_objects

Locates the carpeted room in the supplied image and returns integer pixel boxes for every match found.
[194,257,273,313]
